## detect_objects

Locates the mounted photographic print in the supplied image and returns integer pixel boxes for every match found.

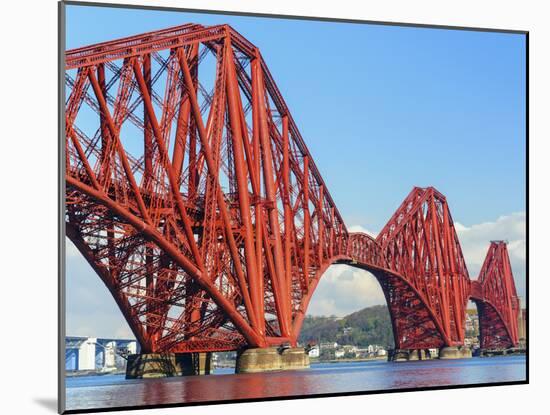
[59,1,528,413]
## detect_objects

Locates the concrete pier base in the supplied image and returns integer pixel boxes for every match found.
[480,347,525,357]
[389,349,434,361]
[390,349,410,362]
[439,346,472,359]
[126,352,212,379]
[235,347,310,373]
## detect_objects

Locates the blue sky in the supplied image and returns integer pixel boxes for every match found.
[65,4,526,334]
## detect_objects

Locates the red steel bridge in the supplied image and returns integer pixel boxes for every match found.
[65,23,520,355]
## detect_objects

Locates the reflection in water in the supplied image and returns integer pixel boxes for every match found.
[66,356,526,411]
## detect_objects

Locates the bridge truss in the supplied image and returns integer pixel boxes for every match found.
[64,23,520,353]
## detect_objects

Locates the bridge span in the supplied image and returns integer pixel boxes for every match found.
[64,23,520,373]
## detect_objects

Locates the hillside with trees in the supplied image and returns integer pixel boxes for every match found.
[298,305,394,348]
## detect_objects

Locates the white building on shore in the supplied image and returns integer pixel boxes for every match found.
[307,345,320,358]
[65,336,137,371]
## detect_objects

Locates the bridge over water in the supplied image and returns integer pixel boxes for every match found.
[64,23,520,373]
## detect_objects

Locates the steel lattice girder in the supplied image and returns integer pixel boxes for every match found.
[471,242,520,348]
[65,23,520,353]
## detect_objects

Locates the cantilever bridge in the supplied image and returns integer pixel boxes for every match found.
[65,23,520,356]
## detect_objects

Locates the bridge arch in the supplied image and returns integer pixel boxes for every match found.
[469,279,518,350]
[469,299,516,350]
[466,242,520,350]
[291,227,453,351]
[293,254,449,351]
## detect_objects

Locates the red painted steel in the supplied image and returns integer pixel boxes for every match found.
[470,242,520,349]
[65,24,521,353]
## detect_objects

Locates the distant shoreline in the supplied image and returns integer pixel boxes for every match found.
[66,369,126,377]
[311,356,387,364]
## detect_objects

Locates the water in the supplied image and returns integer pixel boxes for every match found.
[65,356,526,411]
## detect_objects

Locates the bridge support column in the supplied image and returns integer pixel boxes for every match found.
[389,349,434,361]
[235,347,310,373]
[439,346,472,359]
[125,352,212,379]
[480,347,526,357]
[389,349,409,361]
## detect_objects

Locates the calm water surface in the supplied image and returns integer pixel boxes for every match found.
[65,356,526,411]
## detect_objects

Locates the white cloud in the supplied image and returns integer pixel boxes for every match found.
[306,265,386,317]
[65,238,135,339]
[115,326,134,339]
[454,212,526,302]
[453,222,468,232]
[66,238,81,257]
